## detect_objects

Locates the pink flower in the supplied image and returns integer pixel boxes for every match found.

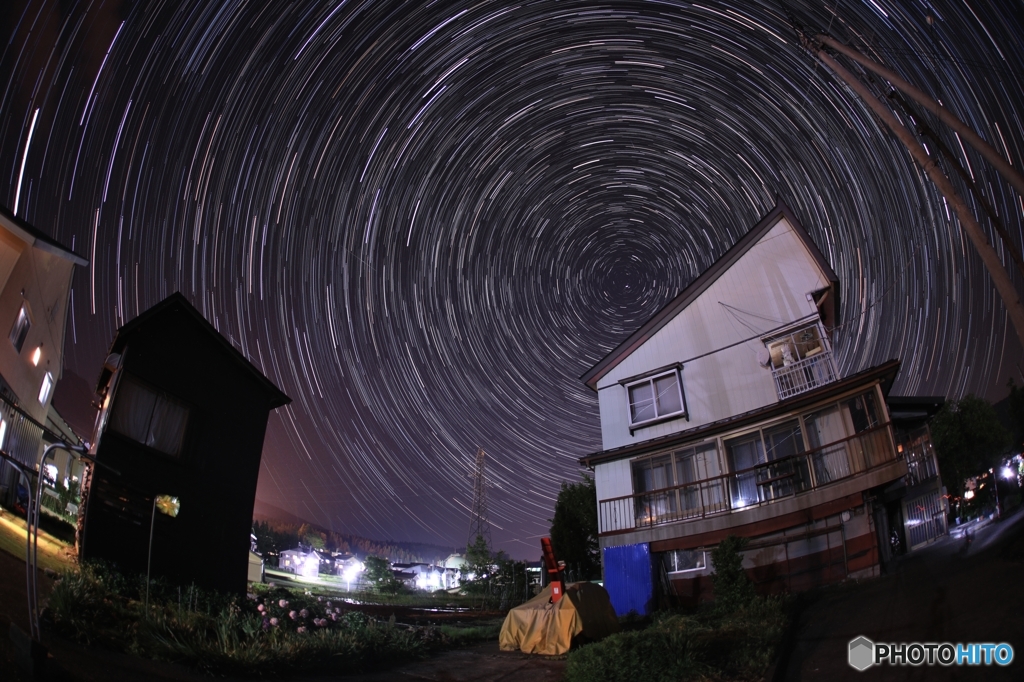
[269,618,279,626]
[297,626,307,634]
[257,604,265,612]
[299,609,309,619]
[278,599,289,608]
[289,610,298,620]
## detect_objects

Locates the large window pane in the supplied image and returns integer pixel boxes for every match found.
[148,397,189,456]
[763,420,809,496]
[654,374,682,415]
[629,382,655,423]
[842,391,880,433]
[725,433,763,508]
[9,305,30,353]
[110,376,157,443]
[109,374,189,457]
[805,405,851,483]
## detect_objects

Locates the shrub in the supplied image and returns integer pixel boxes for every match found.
[564,597,787,682]
[710,535,755,612]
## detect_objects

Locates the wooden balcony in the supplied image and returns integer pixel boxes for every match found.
[598,422,897,535]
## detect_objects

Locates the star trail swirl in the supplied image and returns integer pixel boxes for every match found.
[2,1,1022,556]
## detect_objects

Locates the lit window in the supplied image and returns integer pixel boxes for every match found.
[627,369,686,426]
[662,549,705,573]
[108,373,190,457]
[31,345,41,366]
[10,304,31,353]
[38,372,54,406]
[0,417,7,449]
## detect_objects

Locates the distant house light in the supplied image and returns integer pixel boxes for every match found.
[10,303,31,353]
[38,372,54,406]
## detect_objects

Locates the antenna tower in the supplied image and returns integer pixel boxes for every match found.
[467,448,491,549]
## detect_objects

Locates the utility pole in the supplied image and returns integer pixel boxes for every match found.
[813,34,1024,200]
[800,34,1024,349]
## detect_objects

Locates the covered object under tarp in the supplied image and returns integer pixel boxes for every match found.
[499,582,620,655]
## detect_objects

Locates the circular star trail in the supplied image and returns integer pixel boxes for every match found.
[2,1,1022,556]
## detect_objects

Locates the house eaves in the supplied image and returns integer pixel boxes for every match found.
[0,203,88,266]
[580,200,839,391]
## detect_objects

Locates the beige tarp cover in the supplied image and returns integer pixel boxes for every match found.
[499,582,620,655]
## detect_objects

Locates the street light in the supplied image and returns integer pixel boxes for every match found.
[28,442,89,640]
[145,494,181,612]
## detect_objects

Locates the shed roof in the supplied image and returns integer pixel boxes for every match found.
[580,201,839,390]
[98,292,291,408]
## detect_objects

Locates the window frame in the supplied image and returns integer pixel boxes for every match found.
[37,371,54,406]
[107,372,192,458]
[10,303,31,353]
[662,548,706,574]
[624,366,687,431]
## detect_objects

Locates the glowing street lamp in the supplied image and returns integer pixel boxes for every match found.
[146,494,181,612]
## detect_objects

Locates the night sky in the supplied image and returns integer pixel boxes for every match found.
[2,0,1022,558]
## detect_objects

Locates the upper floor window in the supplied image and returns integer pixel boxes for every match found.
[10,304,31,353]
[38,372,54,406]
[109,373,190,457]
[627,368,686,427]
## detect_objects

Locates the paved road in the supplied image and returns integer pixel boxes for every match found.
[783,507,1024,681]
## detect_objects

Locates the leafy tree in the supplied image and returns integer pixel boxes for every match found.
[710,535,755,612]
[297,522,326,549]
[549,475,601,580]
[463,534,493,581]
[363,555,401,594]
[931,395,1011,495]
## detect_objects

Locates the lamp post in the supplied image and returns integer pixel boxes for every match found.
[146,494,181,612]
[28,442,89,640]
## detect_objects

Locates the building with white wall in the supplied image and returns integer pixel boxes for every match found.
[580,202,911,614]
[0,204,86,509]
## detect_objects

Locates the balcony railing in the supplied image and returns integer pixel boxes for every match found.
[771,351,838,400]
[598,422,897,535]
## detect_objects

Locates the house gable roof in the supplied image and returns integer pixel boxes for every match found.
[580,200,839,390]
[0,203,88,266]
[99,292,291,408]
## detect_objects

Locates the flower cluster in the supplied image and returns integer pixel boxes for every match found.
[250,590,363,634]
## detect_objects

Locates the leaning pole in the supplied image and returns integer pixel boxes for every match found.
[802,35,1024,348]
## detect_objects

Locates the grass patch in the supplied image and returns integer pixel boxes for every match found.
[45,562,491,677]
[0,509,75,573]
[564,597,788,682]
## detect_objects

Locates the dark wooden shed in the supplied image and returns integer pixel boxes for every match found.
[80,292,290,594]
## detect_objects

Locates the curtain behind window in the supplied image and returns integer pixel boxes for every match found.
[110,376,157,444]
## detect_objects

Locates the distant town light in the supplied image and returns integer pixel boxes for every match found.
[1002,467,1016,481]
[964,489,975,500]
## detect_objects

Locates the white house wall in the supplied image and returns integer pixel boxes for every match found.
[596,217,832,452]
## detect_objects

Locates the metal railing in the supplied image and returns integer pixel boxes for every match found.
[771,351,838,399]
[598,422,896,534]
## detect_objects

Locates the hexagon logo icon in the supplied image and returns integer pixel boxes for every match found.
[849,636,875,671]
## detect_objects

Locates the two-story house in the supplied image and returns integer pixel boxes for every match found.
[0,204,86,509]
[579,202,910,615]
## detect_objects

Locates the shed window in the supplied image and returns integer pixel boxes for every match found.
[627,369,686,426]
[10,304,30,353]
[109,374,189,457]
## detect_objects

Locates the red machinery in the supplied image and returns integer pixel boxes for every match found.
[540,537,566,602]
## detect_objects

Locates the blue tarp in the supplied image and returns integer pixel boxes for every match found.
[602,543,654,616]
